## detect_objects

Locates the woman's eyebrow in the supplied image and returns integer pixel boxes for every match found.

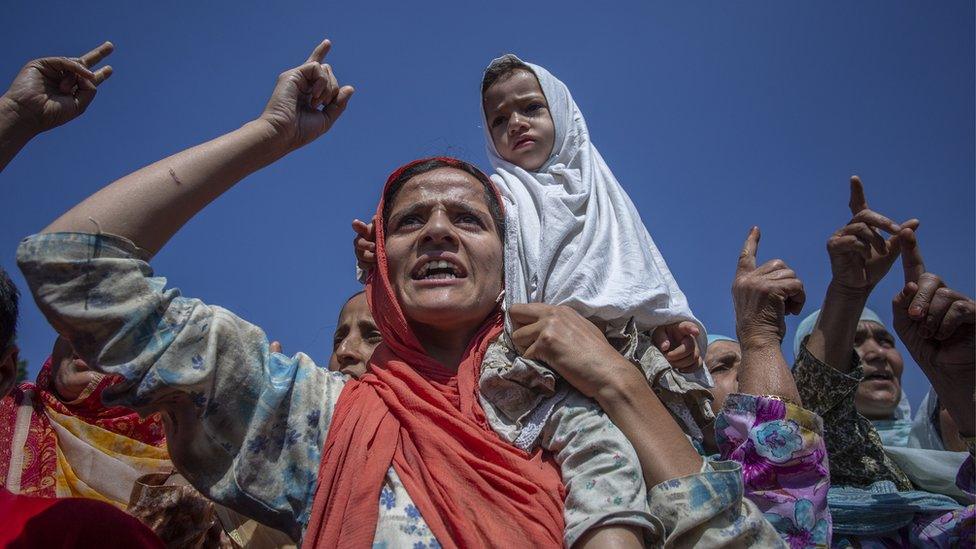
[389,199,489,224]
[357,320,379,333]
[450,200,490,217]
[388,202,428,225]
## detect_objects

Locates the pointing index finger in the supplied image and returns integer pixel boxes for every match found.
[79,41,114,68]
[307,38,332,63]
[737,226,760,274]
[899,228,925,284]
[849,175,867,216]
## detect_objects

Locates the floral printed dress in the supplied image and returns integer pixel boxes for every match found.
[714,393,832,548]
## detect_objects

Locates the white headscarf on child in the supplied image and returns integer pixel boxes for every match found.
[481,55,707,355]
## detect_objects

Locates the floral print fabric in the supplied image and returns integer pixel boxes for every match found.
[716,393,831,548]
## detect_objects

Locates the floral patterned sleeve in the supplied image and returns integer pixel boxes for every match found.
[646,459,787,547]
[793,343,912,490]
[716,393,832,547]
[17,232,347,540]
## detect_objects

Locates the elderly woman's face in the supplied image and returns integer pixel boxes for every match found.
[328,292,381,378]
[854,321,904,420]
[705,340,741,413]
[701,339,741,455]
[384,168,503,335]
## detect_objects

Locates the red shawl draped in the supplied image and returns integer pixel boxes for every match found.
[303,158,565,548]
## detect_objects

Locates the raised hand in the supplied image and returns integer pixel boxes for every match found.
[258,38,354,157]
[651,321,701,371]
[893,229,976,436]
[827,176,916,294]
[892,230,975,372]
[1,42,114,135]
[733,226,806,346]
[353,218,377,271]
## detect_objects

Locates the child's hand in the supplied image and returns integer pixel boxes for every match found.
[652,321,702,372]
[353,218,376,272]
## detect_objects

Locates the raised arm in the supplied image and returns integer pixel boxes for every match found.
[42,38,353,257]
[803,177,914,371]
[892,230,975,439]
[732,227,804,403]
[0,42,114,171]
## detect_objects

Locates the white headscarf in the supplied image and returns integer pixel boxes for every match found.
[481,55,706,355]
[885,386,970,502]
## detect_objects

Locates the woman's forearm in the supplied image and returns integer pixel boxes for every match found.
[805,282,868,373]
[737,338,802,405]
[0,97,37,171]
[596,364,702,488]
[42,119,280,257]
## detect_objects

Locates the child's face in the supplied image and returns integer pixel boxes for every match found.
[483,69,555,171]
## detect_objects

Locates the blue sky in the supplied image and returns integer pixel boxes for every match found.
[1,2,972,412]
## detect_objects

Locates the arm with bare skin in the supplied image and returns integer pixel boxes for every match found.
[42,39,354,257]
[509,303,704,489]
[510,302,784,546]
[0,42,114,171]
[804,176,917,372]
[893,231,975,438]
[732,227,805,403]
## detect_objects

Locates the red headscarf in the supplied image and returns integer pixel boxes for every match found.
[304,158,565,548]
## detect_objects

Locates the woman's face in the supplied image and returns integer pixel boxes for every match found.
[701,339,741,455]
[384,168,503,338]
[328,292,381,378]
[705,340,741,413]
[483,69,555,172]
[853,321,904,420]
[51,336,98,402]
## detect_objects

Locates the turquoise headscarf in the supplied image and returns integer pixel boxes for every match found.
[706,334,737,346]
[794,307,912,443]
[793,307,884,358]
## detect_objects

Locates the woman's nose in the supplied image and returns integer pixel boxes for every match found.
[336,337,363,366]
[858,339,884,362]
[419,210,457,245]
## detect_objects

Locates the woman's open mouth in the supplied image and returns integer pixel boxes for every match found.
[411,258,467,281]
[862,371,894,383]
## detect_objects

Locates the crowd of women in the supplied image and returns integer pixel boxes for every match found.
[0,37,973,548]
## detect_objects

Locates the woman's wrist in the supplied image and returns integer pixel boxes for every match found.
[239,118,293,167]
[593,358,649,412]
[826,279,872,302]
[806,282,870,372]
[0,96,38,155]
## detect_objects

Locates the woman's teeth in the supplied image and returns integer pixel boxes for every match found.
[417,260,459,279]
